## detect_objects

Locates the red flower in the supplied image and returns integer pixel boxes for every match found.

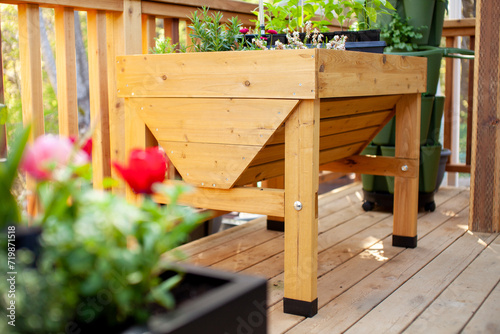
[113,147,168,194]
[70,136,93,159]
[266,29,278,34]
[239,28,249,34]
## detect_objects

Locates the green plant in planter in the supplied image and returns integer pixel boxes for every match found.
[251,0,318,33]
[0,130,206,333]
[381,13,424,52]
[150,37,178,54]
[188,7,245,52]
[309,0,395,31]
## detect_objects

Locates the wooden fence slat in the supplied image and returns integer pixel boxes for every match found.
[19,4,44,216]
[142,14,156,54]
[87,10,111,189]
[55,6,78,137]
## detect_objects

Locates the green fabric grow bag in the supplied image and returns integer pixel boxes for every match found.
[420,95,434,145]
[402,0,436,45]
[427,95,445,145]
[419,144,442,193]
[361,145,389,192]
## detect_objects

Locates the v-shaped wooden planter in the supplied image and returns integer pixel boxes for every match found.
[117,49,426,317]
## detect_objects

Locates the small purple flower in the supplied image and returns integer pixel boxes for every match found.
[267,29,278,34]
[239,28,249,34]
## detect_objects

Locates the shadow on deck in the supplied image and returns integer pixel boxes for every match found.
[177,183,500,334]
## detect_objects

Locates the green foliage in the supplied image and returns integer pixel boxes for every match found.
[308,0,395,31]
[0,125,30,228]
[252,0,318,33]
[188,7,244,52]
[381,13,423,52]
[149,37,178,54]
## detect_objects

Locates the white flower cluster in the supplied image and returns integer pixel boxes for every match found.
[325,35,347,50]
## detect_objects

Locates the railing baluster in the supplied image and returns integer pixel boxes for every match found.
[88,9,111,189]
[19,4,44,217]
[142,14,156,53]
[55,6,78,137]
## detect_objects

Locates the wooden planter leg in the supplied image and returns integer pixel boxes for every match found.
[393,94,421,248]
[283,100,319,317]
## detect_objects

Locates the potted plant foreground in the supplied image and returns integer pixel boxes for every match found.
[0,128,267,333]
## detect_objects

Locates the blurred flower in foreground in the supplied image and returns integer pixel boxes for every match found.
[20,135,89,181]
[113,147,168,194]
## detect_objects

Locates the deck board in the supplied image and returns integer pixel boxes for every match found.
[178,184,499,333]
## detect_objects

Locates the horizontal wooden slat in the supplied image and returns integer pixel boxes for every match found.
[319,142,365,165]
[117,50,317,99]
[142,1,255,26]
[320,110,393,137]
[153,181,285,217]
[442,18,476,37]
[128,97,298,146]
[317,49,427,98]
[320,127,377,151]
[320,95,400,119]
[252,127,378,166]
[321,155,419,178]
[145,0,256,15]
[446,163,471,173]
[2,0,123,11]
[236,160,285,186]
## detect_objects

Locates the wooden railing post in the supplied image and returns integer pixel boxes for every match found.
[469,0,500,233]
[87,9,111,189]
[55,6,78,137]
[142,14,156,54]
[106,0,144,197]
[19,4,44,216]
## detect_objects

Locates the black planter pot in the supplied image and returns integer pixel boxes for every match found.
[241,29,384,53]
[124,264,267,334]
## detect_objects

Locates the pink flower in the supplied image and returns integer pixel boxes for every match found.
[266,29,278,34]
[113,147,168,194]
[260,37,268,41]
[239,28,249,34]
[21,135,89,181]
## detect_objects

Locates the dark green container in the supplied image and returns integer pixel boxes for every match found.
[420,144,442,193]
[378,143,442,194]
[427,95,445,145]
[420,95,434,145]
[380,145,396,194]
[372,95,434,146]
[402,0,436,45]
[361,145,389,192]
[428,0,448,47]
[372,117,395,146]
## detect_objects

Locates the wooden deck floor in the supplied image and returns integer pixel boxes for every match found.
[178,183,500,334]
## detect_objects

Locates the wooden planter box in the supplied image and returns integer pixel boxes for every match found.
[117,49,426,317]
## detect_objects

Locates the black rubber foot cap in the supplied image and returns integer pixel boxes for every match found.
[393,235,417,248]
[267,220,284,232]
[283,298,318,317]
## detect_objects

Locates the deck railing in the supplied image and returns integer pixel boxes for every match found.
[442,18,476,176]
[0,1,475,213]
[0,0,256,213]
